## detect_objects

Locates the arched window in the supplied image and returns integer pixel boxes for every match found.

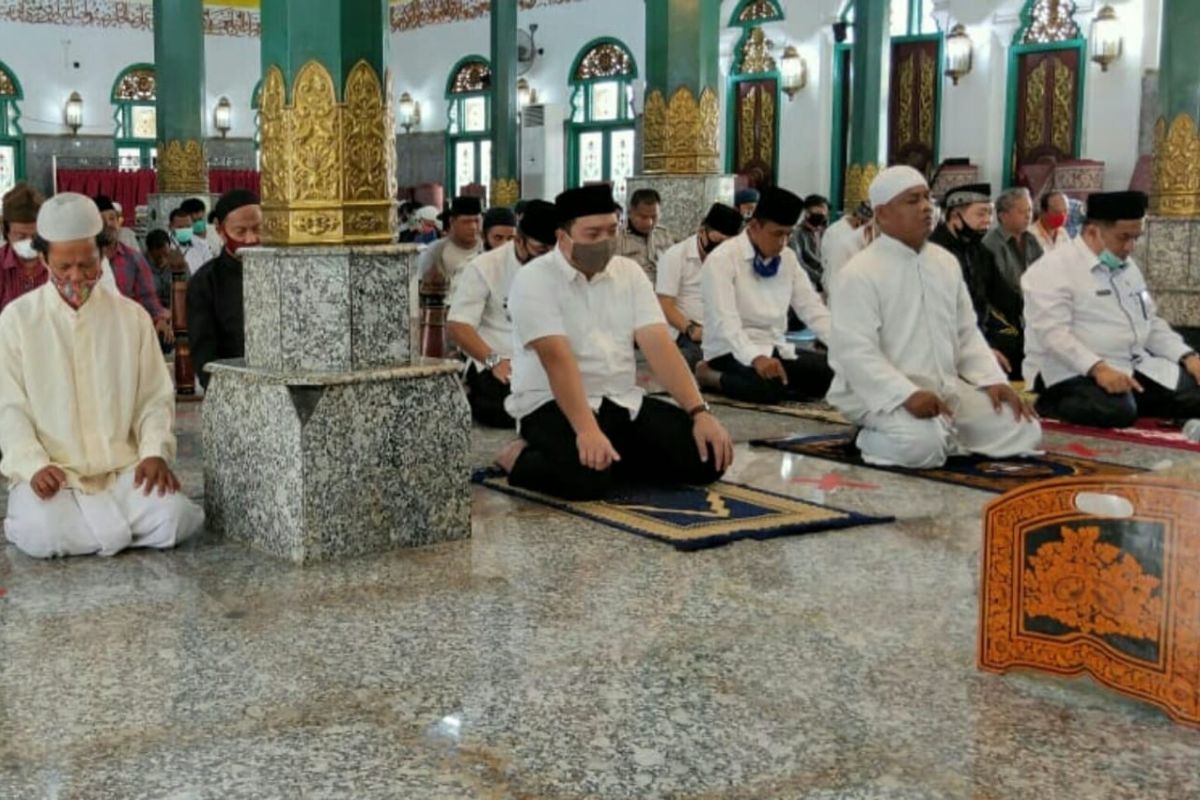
[566,38,637,205]
[111,64,157,169]
[1004,0,1086,186]
[0,60,24,198]
[445,55,493,199]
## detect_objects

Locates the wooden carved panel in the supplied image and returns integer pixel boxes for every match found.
[733,78,778,189]
[980,477,1200,728]
[1013,47,1080,173]
[888,39,940,177]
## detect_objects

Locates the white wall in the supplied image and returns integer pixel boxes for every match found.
[0,0,1156,192]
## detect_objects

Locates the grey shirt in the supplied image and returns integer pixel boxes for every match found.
[982,226,1044,295]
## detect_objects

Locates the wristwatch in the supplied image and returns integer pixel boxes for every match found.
[687,401,712,419]
[483,353,503,370]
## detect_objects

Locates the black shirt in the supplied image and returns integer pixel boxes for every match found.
[186,250,244,389]
[929,222,1023,333]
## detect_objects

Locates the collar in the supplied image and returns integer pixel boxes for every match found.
[0,243,24,271]
[736,231,755,261]
[1037,220,1063,241]
[875,232,925,260]
[1079,237,1130,274]
[686,234,704,263]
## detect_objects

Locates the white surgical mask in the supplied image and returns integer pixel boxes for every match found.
[12,238,37,261]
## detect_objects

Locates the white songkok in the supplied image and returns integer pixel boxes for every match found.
[414,205,440,223]
[868,166,929,209]
[37,193,104,242]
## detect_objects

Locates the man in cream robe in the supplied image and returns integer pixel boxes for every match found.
[0,193,204,558]
[827,167,1042,468]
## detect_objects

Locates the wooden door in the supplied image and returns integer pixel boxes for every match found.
[888,37,940,176]
[732,78,778,189]
[1013,47,1082,172]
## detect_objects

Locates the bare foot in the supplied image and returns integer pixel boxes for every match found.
[494,439,528,474]
[695,360,721,391]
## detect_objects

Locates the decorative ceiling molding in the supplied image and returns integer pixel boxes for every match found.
[0,0,587,37]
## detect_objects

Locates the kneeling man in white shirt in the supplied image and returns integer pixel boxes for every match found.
[827,167,1042,469]
[495,185,735,501]
[697,186,834,405]
[0,193,204,558]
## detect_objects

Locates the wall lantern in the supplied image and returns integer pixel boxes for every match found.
[398,92,421,133]
[780,46,807,100]
[214,96,232,138]
[944,24,973,86]
[64,92,83,136]
[1090,5,1123,72]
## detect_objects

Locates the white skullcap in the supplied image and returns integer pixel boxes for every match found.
[414,206,440,223]
[113,201,123,214]
[868,166,929,209]
[37,192,103,242]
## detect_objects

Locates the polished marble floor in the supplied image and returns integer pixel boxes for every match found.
[2,400,1199,799]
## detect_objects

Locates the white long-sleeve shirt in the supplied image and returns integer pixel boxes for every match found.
[700,231,831,365]
[1021,236,1191,390]
[655,234,705,337]
[447,241,521,370]
[0,283,176,493]
[827,234,1006,419]
[506,248,666,422]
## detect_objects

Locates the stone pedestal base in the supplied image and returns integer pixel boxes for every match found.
[146,191,215,233]
[1142,216,1200,327]
[202,361,471,563]
[626,174,735,240]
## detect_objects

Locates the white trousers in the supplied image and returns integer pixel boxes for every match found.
[4,470,205,559]
[855,381,1043,469]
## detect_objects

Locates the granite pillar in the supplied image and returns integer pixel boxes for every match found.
[626,175,735,241]
[1145,0,1200,326]
[202,1,470,563]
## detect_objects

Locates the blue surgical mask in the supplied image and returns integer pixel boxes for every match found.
[1098,249,1126,271]
[752,249,781,278]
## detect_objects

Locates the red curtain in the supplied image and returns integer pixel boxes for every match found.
[55,169,157,226]
[208,169,261,197]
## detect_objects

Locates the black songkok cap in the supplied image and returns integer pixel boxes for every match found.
[518,200,560,246]
[449,195,483,217]
[944,183,992,209]
[213,189,260,222]
[483,207,517,232]
[555,184,618,222]
[1086,190,1148,222]
[702,203,744,238]
[752,186,804,227]
[92,194,115,213]
[514,199,530,216]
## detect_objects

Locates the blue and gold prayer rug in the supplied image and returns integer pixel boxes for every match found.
[472,470,892,551]
[752,433,1145,494]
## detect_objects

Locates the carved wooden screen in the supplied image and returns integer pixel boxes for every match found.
[888,37,940,177]
[1012,47,1082,174]
[733,78,778,189]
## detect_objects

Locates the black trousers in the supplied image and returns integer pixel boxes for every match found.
[465,364,516,429]
[676,333,704,372]
[509,397,724,501]
[986,329,1024,381]
[708,349,834,405]
[1035,370,1200,429]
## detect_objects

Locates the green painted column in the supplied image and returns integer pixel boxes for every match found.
[844,0,890,208]
[1151,0,1200,216]
[641,0,722,174]
[489,0,520,208]
[258,0,396,245]
[153,0,208,193]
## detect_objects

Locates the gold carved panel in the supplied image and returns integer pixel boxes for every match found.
[157,139,207,194]
[642,86,721,175]
[259,60,397,246]
[1151,113,1200,218]
[844,163,881,210]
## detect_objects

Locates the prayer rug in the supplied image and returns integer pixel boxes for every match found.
[751,433,1145,494]
[1041,418,1200,454]
[702,394,852,425]
[472,470,892,551]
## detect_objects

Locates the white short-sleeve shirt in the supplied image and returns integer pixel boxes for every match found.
[655,234,705,337]
[447,242,521,370]
[505,248,667,421]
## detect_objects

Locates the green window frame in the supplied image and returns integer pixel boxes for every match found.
[566,37,638,205]
[445,55,493,199]
[111,63,157,169]
[829,1,854,207]
[0,60,25,192]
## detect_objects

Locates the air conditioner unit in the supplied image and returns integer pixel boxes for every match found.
[520,103,565,201]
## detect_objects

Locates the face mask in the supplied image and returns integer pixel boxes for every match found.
[12,238,37,261]
[1098,249,1126,271]
[752,250,781,278]
[567,236,617,275]
[225,235,256,259]
[1043,212,1067,230]
[955,218,984,245]
[51,272,100,309]
[174,227,194,245]
[193,220,207,236]
[807,214,828,229]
